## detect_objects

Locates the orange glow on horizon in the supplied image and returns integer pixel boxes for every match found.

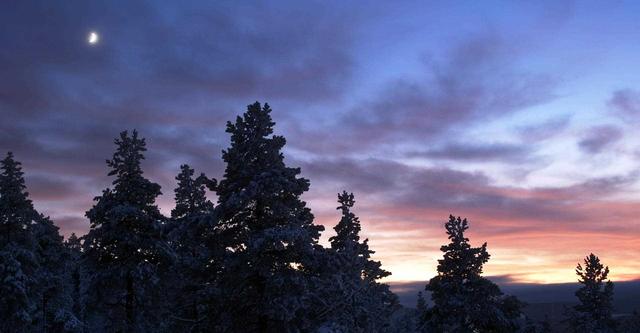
[312,202,640,285]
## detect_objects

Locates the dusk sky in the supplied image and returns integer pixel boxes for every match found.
[2,1,639,285]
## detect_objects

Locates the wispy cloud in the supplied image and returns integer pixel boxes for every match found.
[2,1,639,284]
[578,125,623,154]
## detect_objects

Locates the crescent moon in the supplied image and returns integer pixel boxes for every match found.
[88,31,99,45]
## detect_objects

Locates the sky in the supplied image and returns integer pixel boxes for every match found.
[1,1,640,285]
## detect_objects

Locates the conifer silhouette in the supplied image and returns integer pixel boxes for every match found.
[423,215,523,332]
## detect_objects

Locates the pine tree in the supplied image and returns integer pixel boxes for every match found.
[166,164,219,331]
[215,102,325,332]
[567,253,615,333]
[324,191,396,332]
[424,215,523,332]
[82,130,172,332]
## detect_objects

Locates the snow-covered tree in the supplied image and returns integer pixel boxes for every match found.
[0,152,78,332]
[215,102,325,332]
[0,245,34,332]
[82,130,172,332]
[567,253,615,333]
[33,214,80,332]
[423,215,523,332]
[518,317,552,333]
[64,233,84,329]
[0,152,39,331]
[166,164,220,331]
[322,191,397,332]
[618,310,640,333]
[171,164,216,220]
[0,152,38,249]
[384,306,421,333]
[416,292,427,314]
[415,291,429,332]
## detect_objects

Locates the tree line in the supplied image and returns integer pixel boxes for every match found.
[0,102,637,332]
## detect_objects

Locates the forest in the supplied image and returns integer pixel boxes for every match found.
[1,102,639,333]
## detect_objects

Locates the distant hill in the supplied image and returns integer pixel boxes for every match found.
[390,278,640,315]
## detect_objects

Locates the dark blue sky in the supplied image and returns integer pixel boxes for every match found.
[2,1,640,283]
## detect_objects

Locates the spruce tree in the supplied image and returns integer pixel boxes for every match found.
[166,164,219,331]
[0,152,38,331]
[82,130,171,332]
[0,152,77,332]
[0,247,35,332]
[171,164,216,220]
[568,253,615,333]
[424,215,523,332]
[618,310,640,333]
[416,291,428,332]
[33,214,80,332]
[215,102,325,332]
[416,292,427,315]
[540,318,552,333]
[64,233,83,327]
[0,152,38,249]
[325,191,396,332]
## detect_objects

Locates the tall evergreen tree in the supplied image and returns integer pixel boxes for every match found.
[416,292,427,315]
[166,164,219,331]
[0,152,38,331]
[0,152,38,249]
[618,310,640,333]
[33,214,80,332]
[415,291,428,332]
[64,233,84,328]
[0,152,77,332]
[171,164,216,220]
[423,215,523,332]
[324,191,396,332]
[0,248,34,331]
[215,102,325,332]
[82,130,171,332]
[567,253,615,333]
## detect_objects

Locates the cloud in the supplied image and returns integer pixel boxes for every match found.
[303,157,639,286]
[302,157,638,234]
[53,216,89,237]
[290,32,558,155]
[577,125,623,154]
[0,0,360,161]
[407,142,532,163]
[516,116,571,142]
[2,1,639,284]
[0,1,357,114]
[608,89,640,120]
[376,33,555,135]
[0,1,361,237]
[25,174,86,201]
